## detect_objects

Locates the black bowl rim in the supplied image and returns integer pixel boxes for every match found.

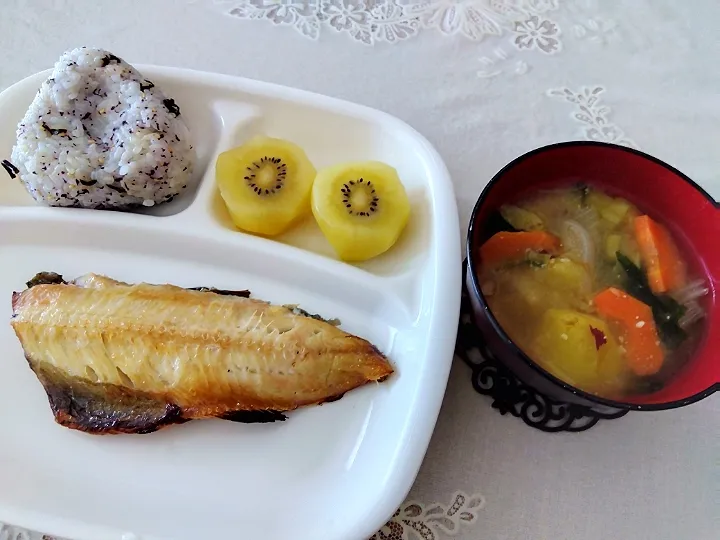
[466,140,720,411]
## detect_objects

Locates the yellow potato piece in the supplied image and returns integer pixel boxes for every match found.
[499,258,592,314]
[530,308,628,395]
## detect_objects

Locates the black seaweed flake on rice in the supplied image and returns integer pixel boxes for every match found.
[42,123,69,136]
[2,160,20,179]
[100,54,122,67]
[107,183,127,194]
[139,80,154,91]
[78,179,97,187]
[162,98,181,116]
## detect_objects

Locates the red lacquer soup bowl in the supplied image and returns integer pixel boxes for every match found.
[466,141,719,412]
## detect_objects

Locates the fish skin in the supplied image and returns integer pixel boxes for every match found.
[29,360,189,434]
[11,273,393,434]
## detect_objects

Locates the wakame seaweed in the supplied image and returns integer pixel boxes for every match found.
[616,252,687,349]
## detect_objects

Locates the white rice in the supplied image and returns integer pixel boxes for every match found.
[9,47,196,209]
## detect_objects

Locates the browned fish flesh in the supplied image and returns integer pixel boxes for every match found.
[11,272,393,434]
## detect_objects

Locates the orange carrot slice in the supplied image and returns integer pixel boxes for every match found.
[479,231,561,268]
[633,215,686,294]
[594,287,664,376]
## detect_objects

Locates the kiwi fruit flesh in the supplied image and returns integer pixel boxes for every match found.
[216,135,316,236]
[311,161,411,262]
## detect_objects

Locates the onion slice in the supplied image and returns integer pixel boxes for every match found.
[559,219,595,267]
[672,279,710,329]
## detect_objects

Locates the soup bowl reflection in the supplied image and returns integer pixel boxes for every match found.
[466,141,719,412]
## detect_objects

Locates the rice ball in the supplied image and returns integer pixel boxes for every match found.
[9,46,196,209]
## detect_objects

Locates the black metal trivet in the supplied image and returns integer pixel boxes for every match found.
[455,260,628,432]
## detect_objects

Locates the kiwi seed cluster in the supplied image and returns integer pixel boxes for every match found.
[340,178,379,217]
[244,156,287,196]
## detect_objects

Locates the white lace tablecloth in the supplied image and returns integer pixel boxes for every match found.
[1,1,719,539]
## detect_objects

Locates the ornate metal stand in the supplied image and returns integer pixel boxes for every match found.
[456,261,628,432]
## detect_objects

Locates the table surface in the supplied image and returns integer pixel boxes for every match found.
[1,1,718,539]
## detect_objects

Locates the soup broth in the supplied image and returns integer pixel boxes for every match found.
[476,184,708,399]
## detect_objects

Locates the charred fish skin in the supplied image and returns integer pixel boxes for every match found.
[25,271,66,288]
[11,272,393,435]
[28,361,286,434]
[29,361,187,435]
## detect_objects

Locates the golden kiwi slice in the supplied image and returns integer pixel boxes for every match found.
[216,136,316,236]
[312,161,411,262]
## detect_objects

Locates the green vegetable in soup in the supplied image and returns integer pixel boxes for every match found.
[586,189,614,213]
[500,205,545,231]
[586,190,632,225]
[616,252,687,349]
[599,198,632,225]
[605,234,622,261]
[619,234,642,267]
[605,234,640,266]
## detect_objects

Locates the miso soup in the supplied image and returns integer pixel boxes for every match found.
[476,184,708,398]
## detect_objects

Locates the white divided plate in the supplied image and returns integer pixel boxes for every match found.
[0,65,461,540]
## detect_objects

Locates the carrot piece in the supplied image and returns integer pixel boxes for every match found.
[594,287,664,376]
[633,215,686,294]
[479,231,561,267]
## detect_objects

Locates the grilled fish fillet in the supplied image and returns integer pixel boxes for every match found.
[11,272,393,434]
